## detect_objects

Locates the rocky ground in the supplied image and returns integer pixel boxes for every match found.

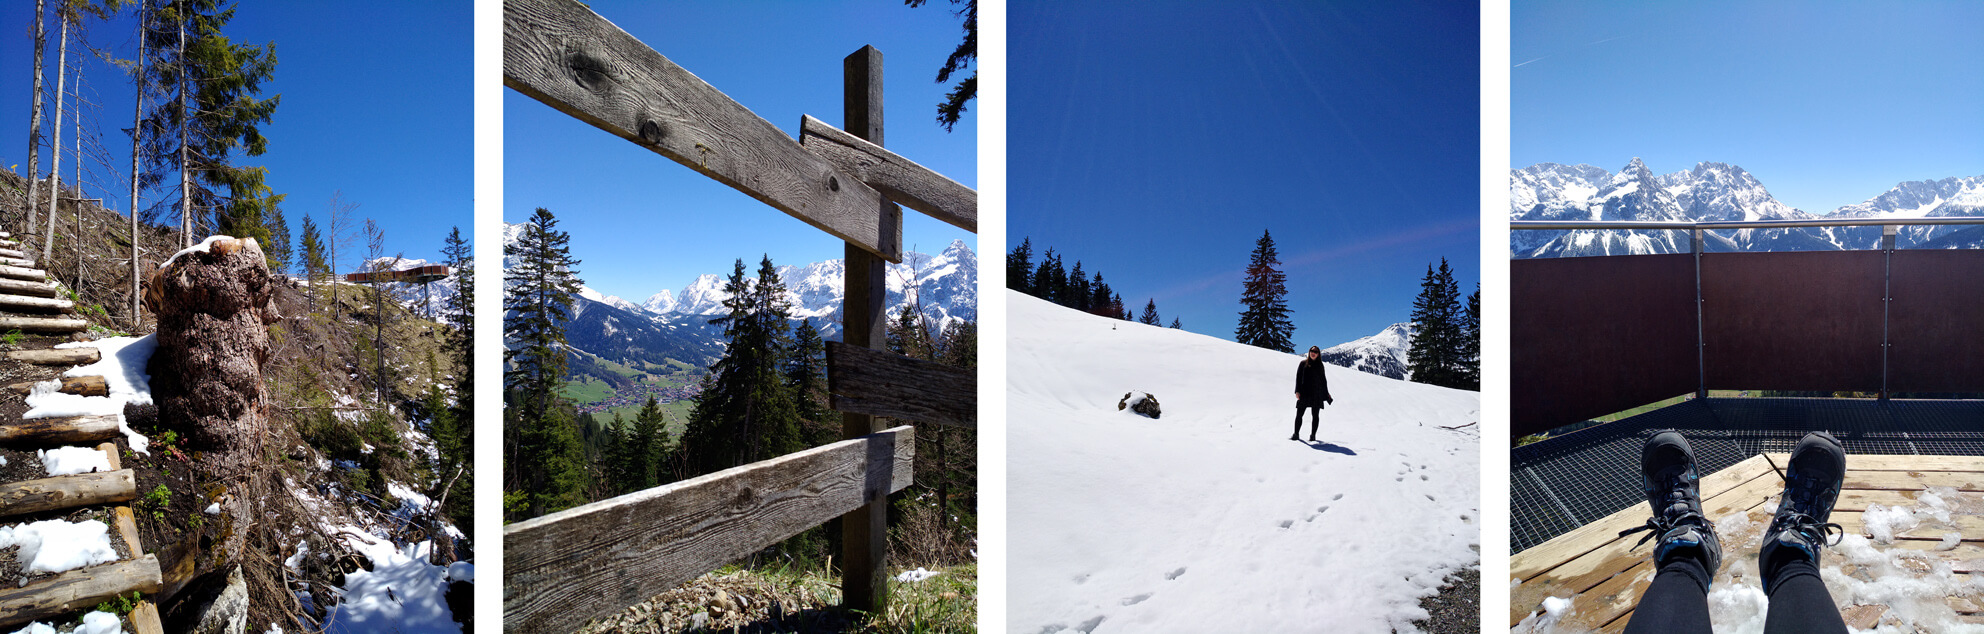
[1412,566,1480,634]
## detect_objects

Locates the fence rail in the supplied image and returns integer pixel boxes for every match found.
[503,425,915,632]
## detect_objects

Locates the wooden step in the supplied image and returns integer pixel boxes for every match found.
[92,444,163,634]
[0,415,121,444]
[5,376,110,397]
[0,470,137,517]
[0,555,163,628]
[0,256,32,267]
[0,249,25,259]
[0,278,61,298]
[0,295,72,312]
[3,348,99,365]
[0,266,48,282]
[0,316,88,333]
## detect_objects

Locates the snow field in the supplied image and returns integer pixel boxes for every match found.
[1007,292,1480,633]
[325,528,463,634]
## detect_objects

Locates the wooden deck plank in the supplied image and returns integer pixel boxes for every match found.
[1766,453,1984,472]
[1512,455,1774,580]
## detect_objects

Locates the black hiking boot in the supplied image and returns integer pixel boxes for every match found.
[1759,431,1846,593]
[1620,430,1722,577]
[1290,434,1300,441]
[1307,435,1316,442]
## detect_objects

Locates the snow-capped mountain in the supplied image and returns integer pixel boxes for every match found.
[636,239,978,341]
[1317,322,1412,380]
[1511,160,1984,257]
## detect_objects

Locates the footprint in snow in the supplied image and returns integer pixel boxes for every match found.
[1278,519,1293,529]
[1165,567,1187,580]
[1072,573,1090,584]
[1121,593,1152,606]
[1420,474,1428,481]
[1333,493,1344,500]
[1318,505,1330,513]
[1077,616,1106,633]
[1426,494,1437,501]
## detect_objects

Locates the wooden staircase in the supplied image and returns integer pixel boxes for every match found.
[0,232,164,632]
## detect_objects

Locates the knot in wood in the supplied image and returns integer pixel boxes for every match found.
[566,48,611,92]
[733,486,755,507]
[638,120,665,145]
[828,176,840,192]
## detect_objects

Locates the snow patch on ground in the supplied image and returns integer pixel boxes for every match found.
[24,334,158,454]
[7,611,122,634]
[895,568,941,583]
[0,520,119,577]
[38,446,109,476]
[325,528,463,634]
[1008,292,1480,633]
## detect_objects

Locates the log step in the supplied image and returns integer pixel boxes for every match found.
[0,295,72,312]
[0,249,24,259]
[4,348,99,365]
[0,470,137,517]
[0,414,120,444]
[0,266,48,282]
[0,278,62,298]
[0,258,32,269]
[5,376,110,397]
[0,316,89,334]
[0,555,163,628]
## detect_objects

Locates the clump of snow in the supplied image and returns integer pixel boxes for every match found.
[24,334,158,455]
[285,540,310,572]
[38,446,110,476]
[1862,502,1921,544]
[894,568,941,583]
[8,612,121,634]
[1512,594,1586,633]
[327,528,461,633]
[0,519,119,577]
[202,503,220,515]
[447,561,474,583]
[158,234,231,270]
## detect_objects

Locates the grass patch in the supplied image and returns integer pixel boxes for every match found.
[558,377,616,404]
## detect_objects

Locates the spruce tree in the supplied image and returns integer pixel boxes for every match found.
[1407,258,1466,389]
[1463,283,1481,391]
[1170,317,1182,329]
[1140,298,1160,325]
[1032,248,1062,302]
[679,257,801,477]
[297,215,327,308]
[1006,237,1033,295]
[434,227,474,521]
[138,0,282,244]
[1235,230,1295,352]
[888,303,932,360]
[626,397,665,492]
[1066,261,1090,310]
[1089,272,1114,317]
[786,320,838,447]
[502,208,586,518]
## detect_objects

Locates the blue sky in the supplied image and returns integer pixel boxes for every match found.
[0,2,471,269]
[503,1,977,304]
[1009,0,1479,349]
[1513,1,1984,214]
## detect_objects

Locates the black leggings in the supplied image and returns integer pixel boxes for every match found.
[1621,553,1846,634]
[1294,405,1320,437]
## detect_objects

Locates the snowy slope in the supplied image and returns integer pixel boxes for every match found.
[1317,322,1412,380]
[1008,292,1480,633]
[359,257,459,320]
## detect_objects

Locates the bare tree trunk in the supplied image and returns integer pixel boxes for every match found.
[177,10,190,249]
[41,11,68,263]
[129,1,146,325]
[24,0,47,237]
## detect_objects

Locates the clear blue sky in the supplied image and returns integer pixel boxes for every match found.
[1,2,472,269]
[1513,1,1984,214]
[503,1,977,304]
[1010,0,1479,349]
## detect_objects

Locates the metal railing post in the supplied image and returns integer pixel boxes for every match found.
[1694,228,1707,400]
[1881,224,1895,401]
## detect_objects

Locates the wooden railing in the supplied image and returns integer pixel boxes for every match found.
[501,0,977,630]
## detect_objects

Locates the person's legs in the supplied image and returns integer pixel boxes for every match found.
[1618,430,1721,634]
[1306,406,1320,440]
[1291,406,1303,440]
[1759,431,1850,634]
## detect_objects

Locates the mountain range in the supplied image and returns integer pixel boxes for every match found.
[1316,322,1412,380]
[1511,159,1984,257]
[502,223,978,370]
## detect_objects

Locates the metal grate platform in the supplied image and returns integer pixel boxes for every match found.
[1511,398,1984,552]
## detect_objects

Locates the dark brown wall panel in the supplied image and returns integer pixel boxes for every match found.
[1888,250,1984,393]
[1512,254,1697,436]
[1700,251,1883,392]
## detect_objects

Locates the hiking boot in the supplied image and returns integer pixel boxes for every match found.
[1620,430,1722,575]
[1290,434,1300,441]
[1760,431,1846,592]
[1308,435,1317,442]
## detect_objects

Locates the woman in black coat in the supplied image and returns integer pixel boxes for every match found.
[1294,345,1334,441]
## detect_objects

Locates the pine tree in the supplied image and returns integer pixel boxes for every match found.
[137,0,281,246]
[502,207,587,518]
[1235,230,1294,352]
[1407,258,1467,389]
[263,199,290,272]
[1170,317,1182,329]
[1006,237,1033,295]
[297,215,327,309]
[626,397,666,492]
[1032,248,1062,302]
[786,320,839,447]
[1462,283,1481,391]
[1065,261,1090,310]
[1140,298,1160,325]
[433,227,474,522]
[889,303,932,359]
[1088,272,1114,317]
[679,257,801,477]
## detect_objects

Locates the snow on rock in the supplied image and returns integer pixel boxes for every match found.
[894,568,941,583]
[0,520,119,577]
[447,561,474,584]
[38,446,110,476]
[158,235,232,270]
[327,528,462,634]
[23,334,159,455]
[1008,291,1480,633]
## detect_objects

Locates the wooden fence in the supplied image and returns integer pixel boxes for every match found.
[501,0,978,630]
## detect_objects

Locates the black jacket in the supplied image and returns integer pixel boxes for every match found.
[1296,358,1332,408]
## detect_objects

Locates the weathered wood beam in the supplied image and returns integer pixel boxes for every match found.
[503,0,902,261]
[837,44,895,616]
[0,470,137,517]
[800,115,976,233]
[0,278,61,298]
[0,414,121,444]
[827,341,977,428]
[0,257,35,269]
[0,265,49,282]
[155,538,197,604]
[503,425,915,633]
[4,348,99,365]
[0,294,73,312]
[0,317,86,333]
[0,248,26,259]
[5,375,109,397]
[0,555,163,628]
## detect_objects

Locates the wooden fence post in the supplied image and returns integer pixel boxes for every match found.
[838,44,893,615]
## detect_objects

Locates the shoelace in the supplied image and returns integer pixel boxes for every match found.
[1618,510,1709,550]
[1772,510,1843,547]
